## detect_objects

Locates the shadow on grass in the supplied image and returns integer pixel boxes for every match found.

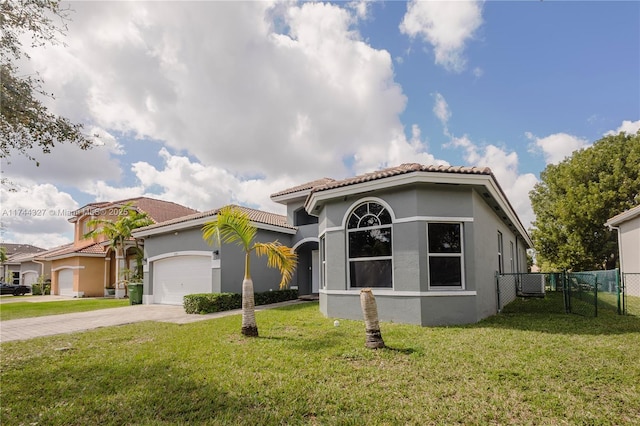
[383,346,416,355]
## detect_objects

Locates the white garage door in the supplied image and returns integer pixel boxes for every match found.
[58,269,74,296]
[23,272,38,287]
[153,255,212,305]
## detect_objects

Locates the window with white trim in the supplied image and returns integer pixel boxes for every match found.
[497,231,504,274]
[320,235,327,288]
[427,223,464,288]
[347,201,392,288]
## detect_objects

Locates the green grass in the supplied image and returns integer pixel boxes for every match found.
[0,298,130,321]
[1,302,639,425]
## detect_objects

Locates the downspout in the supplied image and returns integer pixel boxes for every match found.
[33,259,45,276]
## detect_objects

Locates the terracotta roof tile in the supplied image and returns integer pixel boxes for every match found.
[0,243,46,255]
[270,178,336,199]
[311,163,493,193]
[40,241,105,259]
[134,204,295,234]
[72,197,198,223]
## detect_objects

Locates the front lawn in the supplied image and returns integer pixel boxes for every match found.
[1,302,639,425]
[0,299,130,321]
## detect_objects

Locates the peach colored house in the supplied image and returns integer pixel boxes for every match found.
[44,197,197,297]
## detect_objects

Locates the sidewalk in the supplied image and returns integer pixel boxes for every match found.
[0,299,306,343]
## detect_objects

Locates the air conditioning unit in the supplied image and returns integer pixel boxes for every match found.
[518,274,545,297]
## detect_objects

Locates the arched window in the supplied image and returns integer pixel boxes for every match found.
[347,201,392,288]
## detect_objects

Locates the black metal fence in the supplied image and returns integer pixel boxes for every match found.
[496,269,630,317]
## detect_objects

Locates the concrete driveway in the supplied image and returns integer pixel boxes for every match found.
[0,300,305,343]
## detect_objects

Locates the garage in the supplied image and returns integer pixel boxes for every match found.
[22,271,38,288]
[152,255,212,305]
[58,269,74,296]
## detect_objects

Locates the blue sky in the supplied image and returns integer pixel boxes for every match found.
[1,0,639,249]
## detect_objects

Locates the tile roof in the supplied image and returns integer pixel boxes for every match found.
[0,243,46,255]
[133,204,295,234]
[270,178,336,199]
[310,163,493,194]
[40,241,106,259]
[72,197,198,224]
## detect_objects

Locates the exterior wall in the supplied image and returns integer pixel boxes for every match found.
[618,216,640,274]
[319,184,528,326]
[4,264,21,284]
[19,260,47,286]
[219,229,294,294]
[78,257,108,297]
[50,256,106,297]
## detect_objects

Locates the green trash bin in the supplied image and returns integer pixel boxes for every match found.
[128,283,143,305]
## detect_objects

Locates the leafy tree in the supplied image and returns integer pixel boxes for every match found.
[202,206,297,337]
[83,203,154,287]
[1,0,93,164]
[530,131,640,271]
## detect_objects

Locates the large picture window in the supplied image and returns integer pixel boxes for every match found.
[427,223,464,288]
[347,201,393,288]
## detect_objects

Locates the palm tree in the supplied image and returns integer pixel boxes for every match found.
[360,288,385,349]
[84,202,153,289]
[202,206,297,337]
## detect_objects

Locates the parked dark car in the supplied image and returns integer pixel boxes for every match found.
[0,280,31,296]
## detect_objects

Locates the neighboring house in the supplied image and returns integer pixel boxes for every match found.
[43,197,197,298]
[132,206,297,305]
[0,244,46,285]
[605,205,640,296]
[136,163,532,326]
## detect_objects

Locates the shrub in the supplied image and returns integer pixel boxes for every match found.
[254,289,298,306]
[31,279,51,295]
[184,289,299,314]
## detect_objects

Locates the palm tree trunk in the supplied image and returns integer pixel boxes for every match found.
[360,288,385,349]
[241,253,258,337]
[241,278,258,336]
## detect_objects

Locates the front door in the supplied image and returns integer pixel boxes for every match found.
[311,250,319,293]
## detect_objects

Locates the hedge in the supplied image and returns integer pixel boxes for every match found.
[183,289,299,314]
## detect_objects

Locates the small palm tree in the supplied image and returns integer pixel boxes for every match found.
[202,206,298,337]
[84,202,153,288]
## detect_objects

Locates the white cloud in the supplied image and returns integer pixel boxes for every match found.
[4,2,453,245]
[450,137,538,228]
[80,148,294,215]
[526,132,590,165]
[18,1,413,183]
[0,181,78,247]
[433,92,451,132]
[1,127,124,186]
[347,0,372,21]
[400,0,483,72]
[605,119,640,136]
[352,124,448,174]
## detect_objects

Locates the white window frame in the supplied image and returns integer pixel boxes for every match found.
[497,231,504,274]
[426,222,465,290]
[319,234,327,289]
[346,201,394,289]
